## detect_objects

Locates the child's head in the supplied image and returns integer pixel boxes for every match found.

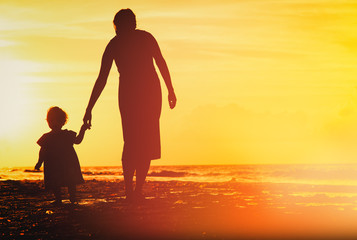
[46,106,68,130]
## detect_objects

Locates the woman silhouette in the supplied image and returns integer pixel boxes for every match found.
[83,9,176,201]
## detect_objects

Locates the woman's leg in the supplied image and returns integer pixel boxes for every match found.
[53,186,62,203]
[122,156,135,199]
[68,185,77,203]
[135,159,151,194]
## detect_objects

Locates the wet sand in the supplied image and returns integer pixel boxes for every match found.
[1,179,357,239]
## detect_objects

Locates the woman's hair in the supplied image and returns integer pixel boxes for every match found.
[46,106,68,127]
[113,8,136,33]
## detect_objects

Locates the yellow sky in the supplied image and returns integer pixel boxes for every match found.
[1,0,357,167]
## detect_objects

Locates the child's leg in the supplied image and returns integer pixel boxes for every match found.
[68,185,77,203]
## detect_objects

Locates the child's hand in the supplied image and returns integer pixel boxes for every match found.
[34,163,41,170]
[81,123,91,131]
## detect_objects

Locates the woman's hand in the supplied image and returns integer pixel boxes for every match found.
[81,123,91,131]
[168,91,177,109]
[83,110,92,128]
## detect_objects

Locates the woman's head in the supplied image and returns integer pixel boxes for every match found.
[113,8,136,34]
[46,106,68,130]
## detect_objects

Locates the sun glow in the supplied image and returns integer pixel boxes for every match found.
[0,59,38,139]
[1,0,357,167]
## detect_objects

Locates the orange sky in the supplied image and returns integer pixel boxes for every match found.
[1,0,357,167]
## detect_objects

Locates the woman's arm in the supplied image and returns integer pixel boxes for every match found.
[151,36,177,109]
[83,42,114,126]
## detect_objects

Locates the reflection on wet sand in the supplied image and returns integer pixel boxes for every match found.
[2,179,357,239]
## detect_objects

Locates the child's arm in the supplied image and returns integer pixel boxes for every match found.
[74,124,90,145]
[34,148,45,170]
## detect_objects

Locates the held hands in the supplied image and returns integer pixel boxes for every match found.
[168,91,177,109]
[81,122,91,131]
[83,110,92,129]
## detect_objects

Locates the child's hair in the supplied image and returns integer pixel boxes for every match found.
[46,106,68,127]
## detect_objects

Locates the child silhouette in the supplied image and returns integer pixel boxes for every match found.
[35,106,89,204]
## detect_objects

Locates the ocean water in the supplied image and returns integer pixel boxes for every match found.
[2,164,357,186]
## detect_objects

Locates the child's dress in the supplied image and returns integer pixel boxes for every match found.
[37,129,84,190]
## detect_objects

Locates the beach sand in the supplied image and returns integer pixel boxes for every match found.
[1,179,357,240]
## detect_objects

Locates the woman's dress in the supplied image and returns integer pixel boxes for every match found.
[109,30,162,161]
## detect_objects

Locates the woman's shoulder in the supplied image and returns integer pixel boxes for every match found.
[134,30,158,48]
[109,35,118,42]
[108,36,118,47]
[111,30,155,42]
[135,29,155,39]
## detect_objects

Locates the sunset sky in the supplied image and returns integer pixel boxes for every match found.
[1,0,357,167]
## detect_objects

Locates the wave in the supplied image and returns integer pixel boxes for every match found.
[148,170,196,178]
[81,171,122,176]
[11,164,357,184]
[22,169,121,176]
[82,169,225,178]
[24,169,42,173]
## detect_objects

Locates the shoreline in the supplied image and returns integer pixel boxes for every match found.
[1,179,357,239]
